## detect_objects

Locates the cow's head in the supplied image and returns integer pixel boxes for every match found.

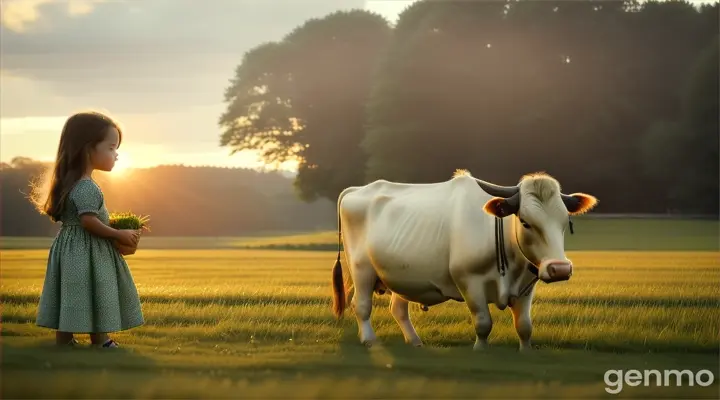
[477,173,597,283]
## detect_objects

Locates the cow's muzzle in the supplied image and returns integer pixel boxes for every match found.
[540,260,573,283]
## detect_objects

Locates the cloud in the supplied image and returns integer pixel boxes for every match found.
[1,0,366,117]
[2,0,367,56]
[1,0,52,32]
[0,0,376,170]
[67,0,104,16]
[1,0,107,33]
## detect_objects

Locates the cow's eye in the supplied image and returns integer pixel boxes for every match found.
[519,218,531,229]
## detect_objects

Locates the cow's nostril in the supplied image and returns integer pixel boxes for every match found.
[548,265,556,276]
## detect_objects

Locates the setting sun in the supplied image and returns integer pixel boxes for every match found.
[113,154,132,174]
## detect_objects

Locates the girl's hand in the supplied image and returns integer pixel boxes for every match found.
[115,241,137,256]
[115,229,140,246]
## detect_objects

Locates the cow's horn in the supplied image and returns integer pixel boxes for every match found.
[492,191,521,216]
[475,179,519,198]
[505,192,521,213]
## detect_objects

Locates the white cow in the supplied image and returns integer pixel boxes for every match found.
[330,169,598,351]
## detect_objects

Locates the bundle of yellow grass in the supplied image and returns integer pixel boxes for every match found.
[108,211,150,256]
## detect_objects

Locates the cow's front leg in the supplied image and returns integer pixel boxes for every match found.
[510,287,535,352]
[390,292,423,347]
[352,262,379,347]
[461,277,493,351]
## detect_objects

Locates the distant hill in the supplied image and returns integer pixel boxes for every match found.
[0,157,335,237]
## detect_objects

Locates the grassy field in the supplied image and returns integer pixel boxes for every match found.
[2,219,719,398]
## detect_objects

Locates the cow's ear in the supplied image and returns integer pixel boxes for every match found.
[483,197,516,218]
[562,193,598,216]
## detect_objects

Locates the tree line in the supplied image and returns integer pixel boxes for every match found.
[219,0,719,215]
[1,157,335,237]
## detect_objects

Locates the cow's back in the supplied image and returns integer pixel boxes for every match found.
[340,178,486,303]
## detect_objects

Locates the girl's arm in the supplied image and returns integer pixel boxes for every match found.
[71,180,137,245]
[80,214,123,240]
[81,215,138,246]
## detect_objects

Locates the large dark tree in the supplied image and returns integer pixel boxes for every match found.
[364,1,630,184]
[363,0,718,214]
[641,34,719,214]
[218,10,392,202]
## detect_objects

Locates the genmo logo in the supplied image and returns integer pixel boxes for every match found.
[604,369,715,394]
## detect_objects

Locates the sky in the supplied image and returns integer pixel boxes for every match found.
[0,0,416,172]
[0,0,709,172]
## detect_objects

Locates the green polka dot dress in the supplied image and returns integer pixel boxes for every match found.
[36,177,144,333]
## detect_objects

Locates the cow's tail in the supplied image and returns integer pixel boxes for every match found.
[331,190,347,320]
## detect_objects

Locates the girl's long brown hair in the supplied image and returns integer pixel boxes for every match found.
[30,111,122,222]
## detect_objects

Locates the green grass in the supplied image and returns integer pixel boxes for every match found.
[2,217,719,251]
[108,211,151,231]
[2,248,719,399]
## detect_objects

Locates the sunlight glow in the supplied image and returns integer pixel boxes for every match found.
[365,0,417,25]
[112,154,132,175]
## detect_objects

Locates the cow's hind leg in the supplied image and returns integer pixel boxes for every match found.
[510,287,535,352]
[351,260,379,347]
[389,292,423,347]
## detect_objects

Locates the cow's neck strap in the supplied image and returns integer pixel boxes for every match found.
[496,216,577,298]
[496,217,539,298]
[494,217,509,277]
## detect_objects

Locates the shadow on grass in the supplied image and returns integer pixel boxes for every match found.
[1,338,158,370]
[428,337,720,355]
[3,367,718,399]
[1,338,159,399]
[3,331,719,399]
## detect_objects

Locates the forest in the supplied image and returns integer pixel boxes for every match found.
[219,0,718,214]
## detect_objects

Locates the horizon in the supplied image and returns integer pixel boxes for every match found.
[0,0,712,174]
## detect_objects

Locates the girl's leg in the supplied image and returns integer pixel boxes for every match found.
[90,332,118,347]
[56,331,75,345]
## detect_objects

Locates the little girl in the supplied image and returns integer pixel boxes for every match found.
[33,110,145,348]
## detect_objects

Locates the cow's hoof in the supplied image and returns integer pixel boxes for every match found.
[408,339,424,348]
[519,343,533,352]
[362,339,378,348]
[473,340,489,351]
